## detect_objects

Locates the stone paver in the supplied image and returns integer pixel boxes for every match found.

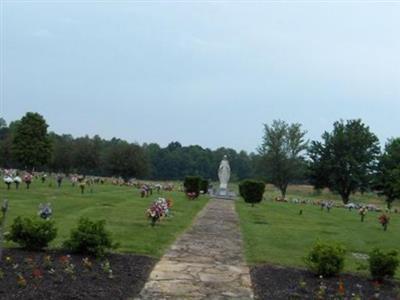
[136,198,253,300]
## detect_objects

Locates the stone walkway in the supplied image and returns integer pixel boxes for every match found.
[136,198,254,300]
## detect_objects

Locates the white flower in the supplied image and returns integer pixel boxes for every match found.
[4,176,12,183]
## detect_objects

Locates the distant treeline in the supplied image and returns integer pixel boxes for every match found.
[0,114,256,181]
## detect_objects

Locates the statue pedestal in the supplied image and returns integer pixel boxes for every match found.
[212,188,236,200]
[218,188,227,196]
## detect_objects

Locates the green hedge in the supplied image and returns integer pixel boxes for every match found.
[6,216,57,250]
[369,248,399,280]
[63,217,118,257]
[305,241,346,277]
[184,176,201,198]
[239,179,265,206]
[200,179,209,194]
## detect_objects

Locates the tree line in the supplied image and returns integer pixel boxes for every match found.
[0,113,254,181]
[0,113,399,207]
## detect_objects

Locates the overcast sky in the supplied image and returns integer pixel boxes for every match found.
[1,1,399,152]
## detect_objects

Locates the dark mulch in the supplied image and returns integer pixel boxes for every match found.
[251,264,400,300]
[0,248,156,300]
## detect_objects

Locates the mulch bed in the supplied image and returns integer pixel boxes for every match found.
[251,264,400,299]
[0,248,156,300]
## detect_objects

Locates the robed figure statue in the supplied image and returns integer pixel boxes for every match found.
[218,155,231,191]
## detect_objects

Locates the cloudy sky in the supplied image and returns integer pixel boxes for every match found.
[1,1,399,152]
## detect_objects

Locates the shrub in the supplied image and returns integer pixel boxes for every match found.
[6,216,57,250]
[200,179,209,194]
[239,180,265,206]
[63,217,118,257]
[369,248,399,280]
[305,241,346,277]
[184,176,201,198]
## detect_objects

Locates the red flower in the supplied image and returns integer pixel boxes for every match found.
[378,214,389,225]
[59,255,71,265]
[338,280,345,295]
[32,268,43,279]
[372,280,382,289]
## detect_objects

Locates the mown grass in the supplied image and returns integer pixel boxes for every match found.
[236,186,400,279]
[263,184,399,208]
[1,179,208,258]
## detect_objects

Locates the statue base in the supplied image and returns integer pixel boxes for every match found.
[210,188,236,200]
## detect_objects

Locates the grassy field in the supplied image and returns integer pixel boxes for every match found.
[271,184,400,208]
[0,179,208,258]
[236,187,400,279]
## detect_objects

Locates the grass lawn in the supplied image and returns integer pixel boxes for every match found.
[236,190,400,279]
[1,179,208,258]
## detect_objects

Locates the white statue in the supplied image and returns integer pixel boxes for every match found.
[218,155,231,191]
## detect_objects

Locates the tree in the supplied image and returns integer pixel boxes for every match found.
[183,176,201,198]
[308,119,380,204]
[258,120,308,198]
[239,179,265,207]
[72,136,101,175]
[103,141,149,180]
[374,138,400,209]
[12,112,52,170]
[0,121,20,168]
[3,113,260,179]
[0,118,6,129]
[49,133,74,174]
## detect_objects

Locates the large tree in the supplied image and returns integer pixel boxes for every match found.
[12,112,52,170]
[258,120,308,198]
[49,133,74,174]
[103,141,149,180]
[72,136,101,175]
[374,138,400,209]
[0,121,20,168]
[308,119,380,204]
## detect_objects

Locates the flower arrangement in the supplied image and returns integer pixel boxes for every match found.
[186,192,197,200]
[146,198,173,226]
[43,255,52,270]
[378,214,390,231]
[4,176,13,190]
[79,180,86,194]
[59,255,71,265]
[32,268,43,279]
[337,279,345,296]
[38,203,53,220]
[16,273,27,287]
[13,175,22,189]
[359,207,367,222]
[101,259,114,279]
[59,255,75,278]
[166,198,173,210]
[82,257,92,271]
[23,173,33,189]
[24,256,35,268]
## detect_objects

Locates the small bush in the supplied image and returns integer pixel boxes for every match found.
[6,216,57,250]
[369,248,399,280]
[200,179,209,194]
[63,217,118,257]
[239,180,265,206]
[184,176,201,198]
[305,241,346,277]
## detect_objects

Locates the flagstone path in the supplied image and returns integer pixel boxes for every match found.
[136,198,254,299]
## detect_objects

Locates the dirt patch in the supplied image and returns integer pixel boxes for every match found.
[251,264,400,299]
[0,248,156,300]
